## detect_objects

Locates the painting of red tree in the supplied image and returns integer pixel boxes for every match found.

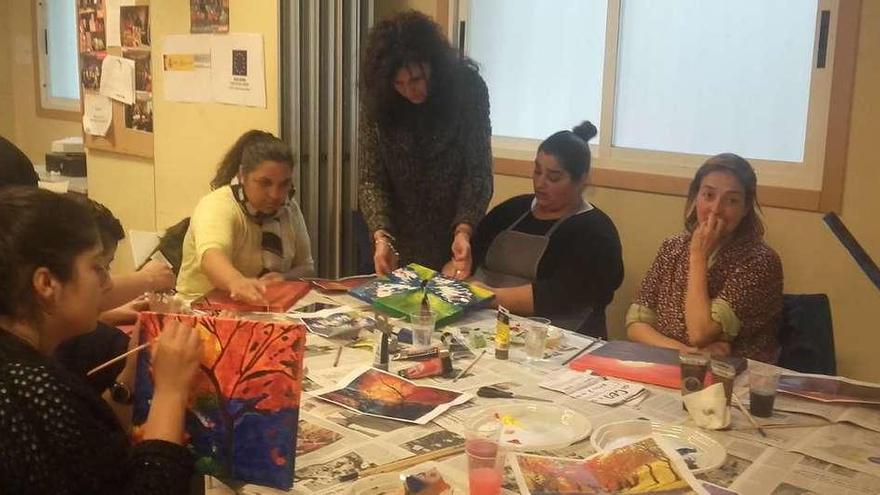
[133,312,306,490]
[316,367,470,424]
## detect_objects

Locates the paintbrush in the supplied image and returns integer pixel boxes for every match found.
[332,345,343,367]
[337,444,465,482]
[452,349,487,382]
[732,393,767,437]
[562,337,604,366]
[87,340,154,376]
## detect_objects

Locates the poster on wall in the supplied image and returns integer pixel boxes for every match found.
[210,33,266,108]
[120,5,150,48]
[162,34,212,103]
[78,0,106,53]
[190,0,230,33]
[125,95,153,132]
[99,55,135,104]
[82,93,113,136]
[79,52,105,91]
[105,0,136,47]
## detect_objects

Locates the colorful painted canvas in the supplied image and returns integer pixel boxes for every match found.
[133,312,307,490]
[509,436,708,495]
[192,280,311,313]
[313,366,473,424]
[569,340,746,389]
[349,264,494,327]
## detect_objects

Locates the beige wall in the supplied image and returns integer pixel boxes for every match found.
[1,0,81,161]
[492,3,880,382]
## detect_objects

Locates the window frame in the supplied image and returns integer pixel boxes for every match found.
[33,0,81,120]
[458,0,861,212]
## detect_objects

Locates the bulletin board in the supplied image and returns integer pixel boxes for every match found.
[77,0,153,158]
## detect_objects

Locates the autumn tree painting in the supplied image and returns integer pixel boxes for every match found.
[317,367,465,423]
[133,312,306,490]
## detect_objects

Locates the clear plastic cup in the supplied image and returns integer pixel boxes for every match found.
[410,312,435,348]
[524,317,550,362]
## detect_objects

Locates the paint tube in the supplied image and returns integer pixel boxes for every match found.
[495,306,510,360]
[398,350,452,379]
[391,346,440,361]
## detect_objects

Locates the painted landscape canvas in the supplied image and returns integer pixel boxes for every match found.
[133,312,307,490]
[349,263,493,327]
[510,436,707,494]
[313,366,472,424]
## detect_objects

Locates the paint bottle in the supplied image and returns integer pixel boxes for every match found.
[494,306,510,360]
[398,350,453,380]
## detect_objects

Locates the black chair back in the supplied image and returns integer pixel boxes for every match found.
[777,293,836,375]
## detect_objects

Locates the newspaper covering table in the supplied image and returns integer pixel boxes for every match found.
[200,293,880,495]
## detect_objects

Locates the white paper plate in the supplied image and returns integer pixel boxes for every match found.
[590,420,726,474]
[468,402,592,452]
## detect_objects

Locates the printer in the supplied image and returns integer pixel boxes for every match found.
[46,137,87,177]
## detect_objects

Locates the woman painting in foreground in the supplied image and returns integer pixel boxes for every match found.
[0,187,202,494]
[626,153,783,362]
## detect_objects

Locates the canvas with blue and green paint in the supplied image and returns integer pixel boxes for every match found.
[349,264,494,327]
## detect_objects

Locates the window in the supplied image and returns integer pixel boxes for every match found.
[460,0,860,211]
[36,0,81,113]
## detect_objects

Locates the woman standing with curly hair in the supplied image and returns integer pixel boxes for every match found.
[359,11,493,277]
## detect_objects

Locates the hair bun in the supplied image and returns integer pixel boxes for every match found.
[572,121,598,142]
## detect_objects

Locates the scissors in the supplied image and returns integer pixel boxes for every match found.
[476,386,553,402]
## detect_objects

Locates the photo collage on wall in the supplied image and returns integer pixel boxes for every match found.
[78,0,106,91]
[77,0,153,134]
[120,5,152,132]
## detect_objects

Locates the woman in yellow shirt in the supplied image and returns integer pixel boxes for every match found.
[176,130,314,304]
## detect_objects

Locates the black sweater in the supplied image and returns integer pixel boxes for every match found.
[472,195,624,326]
[0,329,193,495]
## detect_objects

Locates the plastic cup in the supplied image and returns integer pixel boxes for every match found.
[524,317,550,362]
[679,351,709,410]
[466,417,504,495]
[749,368,781,418]
[410,312,435,349]
[710,360,736,405]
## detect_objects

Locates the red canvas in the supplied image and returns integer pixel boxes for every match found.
[192,280,311,313]
[569,340,746,389]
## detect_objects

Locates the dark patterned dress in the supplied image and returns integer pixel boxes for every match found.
[628,230,783,362]
[358,65,493,270]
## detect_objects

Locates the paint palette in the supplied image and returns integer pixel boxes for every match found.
[467,403,592,452]
[590,420,726,474]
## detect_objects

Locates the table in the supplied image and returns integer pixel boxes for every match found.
[205,290,880,495]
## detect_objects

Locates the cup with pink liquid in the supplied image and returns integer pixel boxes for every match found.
[465,416,504,495]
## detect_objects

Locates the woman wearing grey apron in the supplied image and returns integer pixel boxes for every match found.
[466,122,623,338]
